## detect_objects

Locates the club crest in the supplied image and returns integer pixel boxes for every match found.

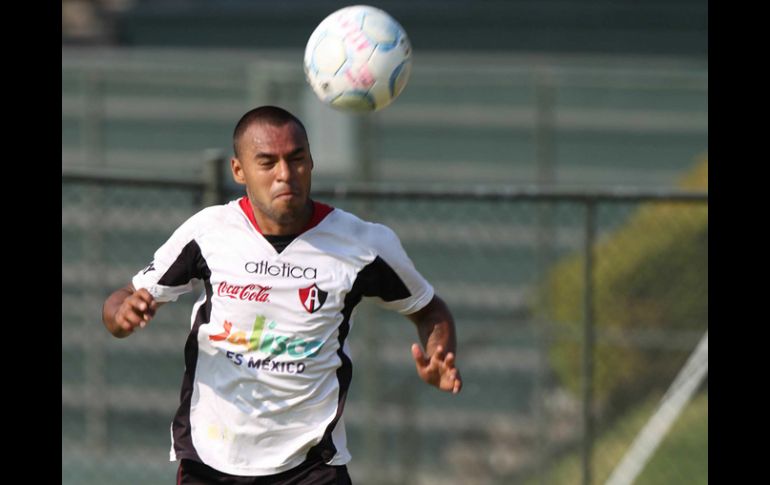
[299,283,328,313]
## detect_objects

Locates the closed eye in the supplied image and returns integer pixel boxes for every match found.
[254,147,307,166]
[255,147,305,159]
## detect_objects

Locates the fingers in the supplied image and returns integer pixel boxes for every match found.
[444,352,455,369]
[437,349,462,394]
[116,290,157,333]
[411,344,463,394]
[451,371,462,394]
[134,289,158,327]
[411,343,428,369]
[430,345,446,367]
[431,346,459,376]
[133,289,156,313]
[416,345,455,372]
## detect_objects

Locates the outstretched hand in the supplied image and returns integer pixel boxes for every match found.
[411,343,463,394]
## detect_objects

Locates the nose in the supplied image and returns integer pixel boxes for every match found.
[275,158,292,182]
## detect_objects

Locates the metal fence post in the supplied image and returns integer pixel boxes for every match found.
[81,70,104,167]
[534,69,557,186]
[83,184,107,457]
[350,114,385,483]
[202,149,226,207]
[582,200,597,485]
[533,70,558,485]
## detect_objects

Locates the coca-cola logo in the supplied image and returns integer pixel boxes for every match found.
[217,281,271,302]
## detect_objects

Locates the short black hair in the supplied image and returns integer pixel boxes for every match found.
[232,105,308,159]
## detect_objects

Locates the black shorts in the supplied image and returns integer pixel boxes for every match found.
[176,458,352,485]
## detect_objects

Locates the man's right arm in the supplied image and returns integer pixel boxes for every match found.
[102,284,160,338]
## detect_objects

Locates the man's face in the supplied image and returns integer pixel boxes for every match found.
[231,122,313,233]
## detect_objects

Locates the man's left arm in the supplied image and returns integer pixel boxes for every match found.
[407,295,463,394]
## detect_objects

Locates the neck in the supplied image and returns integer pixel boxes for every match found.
[254,200,314,236]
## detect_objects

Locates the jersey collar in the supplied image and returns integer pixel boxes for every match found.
[238,196,334,235]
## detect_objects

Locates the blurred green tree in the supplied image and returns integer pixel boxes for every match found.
[536,155,707,416]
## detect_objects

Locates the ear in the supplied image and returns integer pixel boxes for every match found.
[231,157,246,185]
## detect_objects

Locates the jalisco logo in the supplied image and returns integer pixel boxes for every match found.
[217,281,271,302]
[245,261,317,279]
[209,315,323,359]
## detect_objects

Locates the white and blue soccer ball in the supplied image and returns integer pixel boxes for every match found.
[303,5,412,112]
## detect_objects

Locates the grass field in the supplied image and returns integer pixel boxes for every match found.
[636,390,708,485]
[525,389,707,485]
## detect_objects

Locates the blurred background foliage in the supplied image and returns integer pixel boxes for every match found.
[537,156,707,415]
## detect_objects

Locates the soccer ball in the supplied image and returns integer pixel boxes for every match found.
[303,5,412,112]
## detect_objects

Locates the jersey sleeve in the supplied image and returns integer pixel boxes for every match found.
[359,223,435,315]
[131,213,210,303]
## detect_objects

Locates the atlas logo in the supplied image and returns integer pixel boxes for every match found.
[299,283,328,313]
[209,315,323,358]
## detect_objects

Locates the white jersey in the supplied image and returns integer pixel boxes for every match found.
[131,197,434,476]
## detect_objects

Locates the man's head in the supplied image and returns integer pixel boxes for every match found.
[231,106,314,235]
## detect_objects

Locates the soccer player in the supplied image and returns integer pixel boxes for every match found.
[102,105,462,484]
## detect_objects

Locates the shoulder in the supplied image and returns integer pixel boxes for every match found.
[323,207,398,238]
[192,203,240,224]
[321,207,404,252]
[170,201,242,239]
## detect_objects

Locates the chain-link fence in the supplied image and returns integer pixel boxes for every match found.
[62,166,707,485]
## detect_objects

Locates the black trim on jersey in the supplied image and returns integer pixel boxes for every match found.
[306,256,411,463]
[158,239,211,287]
[263,234,299,254]
[157,239,213,464]
[356,256,412,302]
[178,458,351,484]
[305,280,356,464]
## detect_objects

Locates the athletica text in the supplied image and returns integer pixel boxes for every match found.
[245,261,318,279]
